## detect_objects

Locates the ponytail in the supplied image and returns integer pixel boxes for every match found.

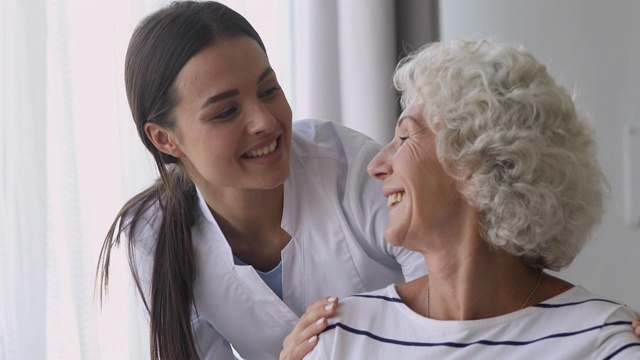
[97,165,200,359]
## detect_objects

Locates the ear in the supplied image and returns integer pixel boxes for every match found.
[459,168,479,206]
[452,165,473,198]
[144,122,185,158]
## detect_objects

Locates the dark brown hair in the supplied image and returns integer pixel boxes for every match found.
[96,1,266,359]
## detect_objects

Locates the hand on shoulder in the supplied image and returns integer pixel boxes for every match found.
[280,296,339,360]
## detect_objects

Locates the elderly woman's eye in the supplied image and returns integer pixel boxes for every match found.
[399,135,409,143]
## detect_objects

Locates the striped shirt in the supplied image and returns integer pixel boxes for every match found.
[305,284,640,359]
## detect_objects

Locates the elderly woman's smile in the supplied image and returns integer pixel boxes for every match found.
[387,192,406,208]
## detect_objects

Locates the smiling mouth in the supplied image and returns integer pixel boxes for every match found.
[243,137,278,158]
[387,192,406,208]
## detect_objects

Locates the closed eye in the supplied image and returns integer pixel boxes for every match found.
[399,135,409,143]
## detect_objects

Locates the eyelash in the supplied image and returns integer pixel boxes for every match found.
[210,85,282,121]
[259,86,281,99]
[212,106,238,120]
[399,135,409,143]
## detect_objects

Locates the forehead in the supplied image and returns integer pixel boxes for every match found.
[174,36,269,95]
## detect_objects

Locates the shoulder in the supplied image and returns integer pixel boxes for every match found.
[330,285,402,324]
[554,287,640,357]
[344,285,403,304]
[291,119,382,164]
[308,286,404,358]
[532,286,639,342]
[540,285,636,315]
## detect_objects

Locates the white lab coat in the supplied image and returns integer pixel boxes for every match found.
[131,119,427,359]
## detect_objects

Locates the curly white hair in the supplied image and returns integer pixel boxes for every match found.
[393,39,607,270]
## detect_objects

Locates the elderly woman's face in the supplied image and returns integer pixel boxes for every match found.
[367,102,470,251]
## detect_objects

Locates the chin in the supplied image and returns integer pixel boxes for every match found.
[261,167,290,189]
[384,229,405,248]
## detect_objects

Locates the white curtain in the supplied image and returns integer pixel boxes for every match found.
[292,0,399,145]
[1,1,48,359]
[2,0,163,358]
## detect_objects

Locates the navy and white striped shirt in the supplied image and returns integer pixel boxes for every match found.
[306,284,640,359]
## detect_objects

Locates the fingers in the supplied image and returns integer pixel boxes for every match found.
[280,332,319,360]
[280,296,339,360]
[633,318,640,338]
[298,296,339,337]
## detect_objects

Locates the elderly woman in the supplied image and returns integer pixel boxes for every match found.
[303,39,640,359]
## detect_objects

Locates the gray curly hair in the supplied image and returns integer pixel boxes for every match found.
[393,39,607,270]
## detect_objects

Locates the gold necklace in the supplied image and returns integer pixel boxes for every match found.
[520,270,543,309]
[426,270,544,318]
[426,283,430,318]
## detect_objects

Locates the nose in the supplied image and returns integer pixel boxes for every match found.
[246,103,277,134]
[367,142,394,180]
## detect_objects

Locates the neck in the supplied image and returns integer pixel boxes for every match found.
[399,209,571,320]
[425,248,543,320]
[198,183,291,271]
[202,184,285,234]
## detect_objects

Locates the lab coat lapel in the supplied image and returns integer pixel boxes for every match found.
[191,189,298,358]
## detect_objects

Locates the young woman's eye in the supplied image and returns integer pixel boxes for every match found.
[259,86,281,99]
[212,106,238,120]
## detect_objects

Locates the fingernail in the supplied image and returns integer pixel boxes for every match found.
[308,335,318,344]
[316,317,325,326]
[327,296,337,303]
[324,303,335,311]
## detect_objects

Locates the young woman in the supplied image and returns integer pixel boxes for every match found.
[96,2,425,359]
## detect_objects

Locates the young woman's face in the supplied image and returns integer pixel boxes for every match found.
[367,102,470,251]
[170,36,292,193]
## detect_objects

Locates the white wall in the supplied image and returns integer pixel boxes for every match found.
[440,0,640,310]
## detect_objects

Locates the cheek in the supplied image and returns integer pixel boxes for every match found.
[185,127,237,162]
[274,101,293,125]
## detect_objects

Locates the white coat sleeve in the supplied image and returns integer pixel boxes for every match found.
[191,313,236,360]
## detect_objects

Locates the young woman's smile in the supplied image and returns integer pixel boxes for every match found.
[169,36,293,193]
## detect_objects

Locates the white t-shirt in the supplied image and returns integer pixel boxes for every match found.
[130,119,427,360]
[306,284,640,359]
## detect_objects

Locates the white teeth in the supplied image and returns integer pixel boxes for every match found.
[387,192,406,208]
[246,139,277,158]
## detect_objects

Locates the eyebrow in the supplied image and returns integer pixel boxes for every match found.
[200,90,239,109]
[200,67,275,109]
[257,67,274,84]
